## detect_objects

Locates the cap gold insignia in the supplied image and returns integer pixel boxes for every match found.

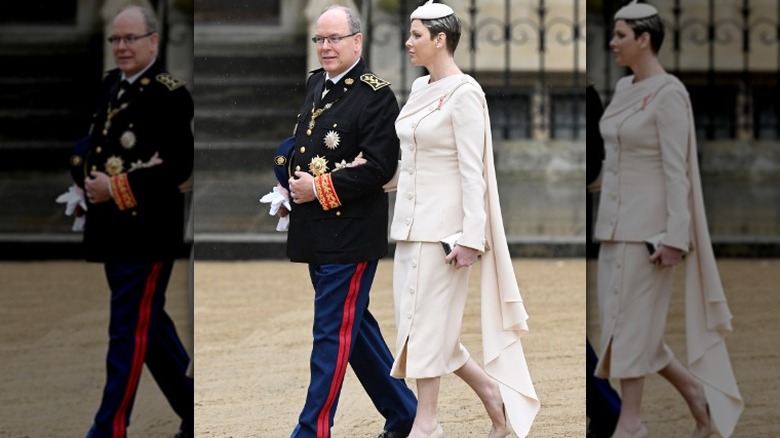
[105,155,125,176]
[324,130,340,150]
[309,156,329,176]
[70,155,82,166]
[120,130,136,149]
[345,78,354,85]
[275,155,287,166]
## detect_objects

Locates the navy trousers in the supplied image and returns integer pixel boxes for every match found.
[586,340,621,437]
[87,260,193,438]
[291,261,417,438]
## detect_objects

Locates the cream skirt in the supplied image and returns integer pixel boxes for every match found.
[595,241,675,379]
[391,241,471,379]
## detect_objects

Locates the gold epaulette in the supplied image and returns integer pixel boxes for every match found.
[360,74,390,91]
[156,73,187,91]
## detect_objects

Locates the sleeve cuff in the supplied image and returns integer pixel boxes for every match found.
[314,174,341,211]
[110,173,138,211]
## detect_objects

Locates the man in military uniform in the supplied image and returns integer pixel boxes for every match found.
[277,5,417,438]
[75,5,193,438]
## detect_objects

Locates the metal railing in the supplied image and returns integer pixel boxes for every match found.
[592,0,780,140]
[366,0,586,140]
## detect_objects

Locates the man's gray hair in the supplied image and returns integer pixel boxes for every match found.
[117,4,159,34]
[322,5,361,34]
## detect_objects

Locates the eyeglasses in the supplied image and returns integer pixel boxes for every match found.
[311,32,358,45]
[107,32,154,45]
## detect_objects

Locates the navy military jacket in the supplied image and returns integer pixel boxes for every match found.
[286,59,399,264]
[78,60,193,262]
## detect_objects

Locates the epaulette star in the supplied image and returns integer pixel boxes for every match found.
[156,73,186,91]
[360,74,390,91]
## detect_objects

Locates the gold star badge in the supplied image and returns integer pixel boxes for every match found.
[105,156,125,176]
[309,156,329,176]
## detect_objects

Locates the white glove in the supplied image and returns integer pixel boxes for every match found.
[56,184,87,215]
[260,186,292,232]
[259,186,292,215]
[55,185,87,232]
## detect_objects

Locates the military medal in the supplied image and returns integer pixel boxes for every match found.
[120,130,136,149]
[308,156,329,176]
[324,130,340,150]
[308,102,334,136]
[103,102,129,136]
[334,159,348,171]
[105,155,125,176]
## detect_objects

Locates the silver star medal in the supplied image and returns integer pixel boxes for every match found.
[324,130,340,150]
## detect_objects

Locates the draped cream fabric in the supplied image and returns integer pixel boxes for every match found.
[393,74,539,437]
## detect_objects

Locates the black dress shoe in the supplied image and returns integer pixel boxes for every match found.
[376,431,409,438]
[172,430,191,438]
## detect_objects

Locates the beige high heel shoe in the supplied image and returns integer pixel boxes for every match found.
[487,404,511,438]
[610,423,648,438]
[692,404,714,438]
[428,423,445,438]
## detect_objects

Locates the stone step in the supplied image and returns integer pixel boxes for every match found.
[194,46,307,78]
[0,109,90,143]
[0,77,99,109]
[192,76,304,109]
[194,107,297,143]
[195,140,277,171]
[0,141,75,171]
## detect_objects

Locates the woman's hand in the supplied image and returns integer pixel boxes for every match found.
[649,244,684,268]
[445,245,479,269]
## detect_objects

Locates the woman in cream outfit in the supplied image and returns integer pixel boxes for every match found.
[594,2,743,437]
[389,2,539,438]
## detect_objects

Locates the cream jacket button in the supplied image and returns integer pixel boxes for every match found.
[406,312,412,319]
[300,147,306,153]
[405,193,412,200]
[412,261,418,268]
[405,218,411,225]
[409,287,415,294]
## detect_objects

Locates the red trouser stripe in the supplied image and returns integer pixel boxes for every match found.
[316,262,367,438]
[112,262,162,438]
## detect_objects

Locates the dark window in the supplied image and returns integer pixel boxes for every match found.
[688,85,737,140]
[486,90,532,140]
[550,89,586,140]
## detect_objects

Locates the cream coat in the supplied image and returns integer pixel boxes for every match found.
[596,74,743,436]
[392,74,539,437]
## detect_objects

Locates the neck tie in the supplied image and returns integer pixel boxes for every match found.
[114,80,130,104]
[321,79,334,99]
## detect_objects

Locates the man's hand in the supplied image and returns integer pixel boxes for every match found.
[85,171,112,204]
[445,245,479,269]
[289,171,316,204]
[649,244,684,268]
